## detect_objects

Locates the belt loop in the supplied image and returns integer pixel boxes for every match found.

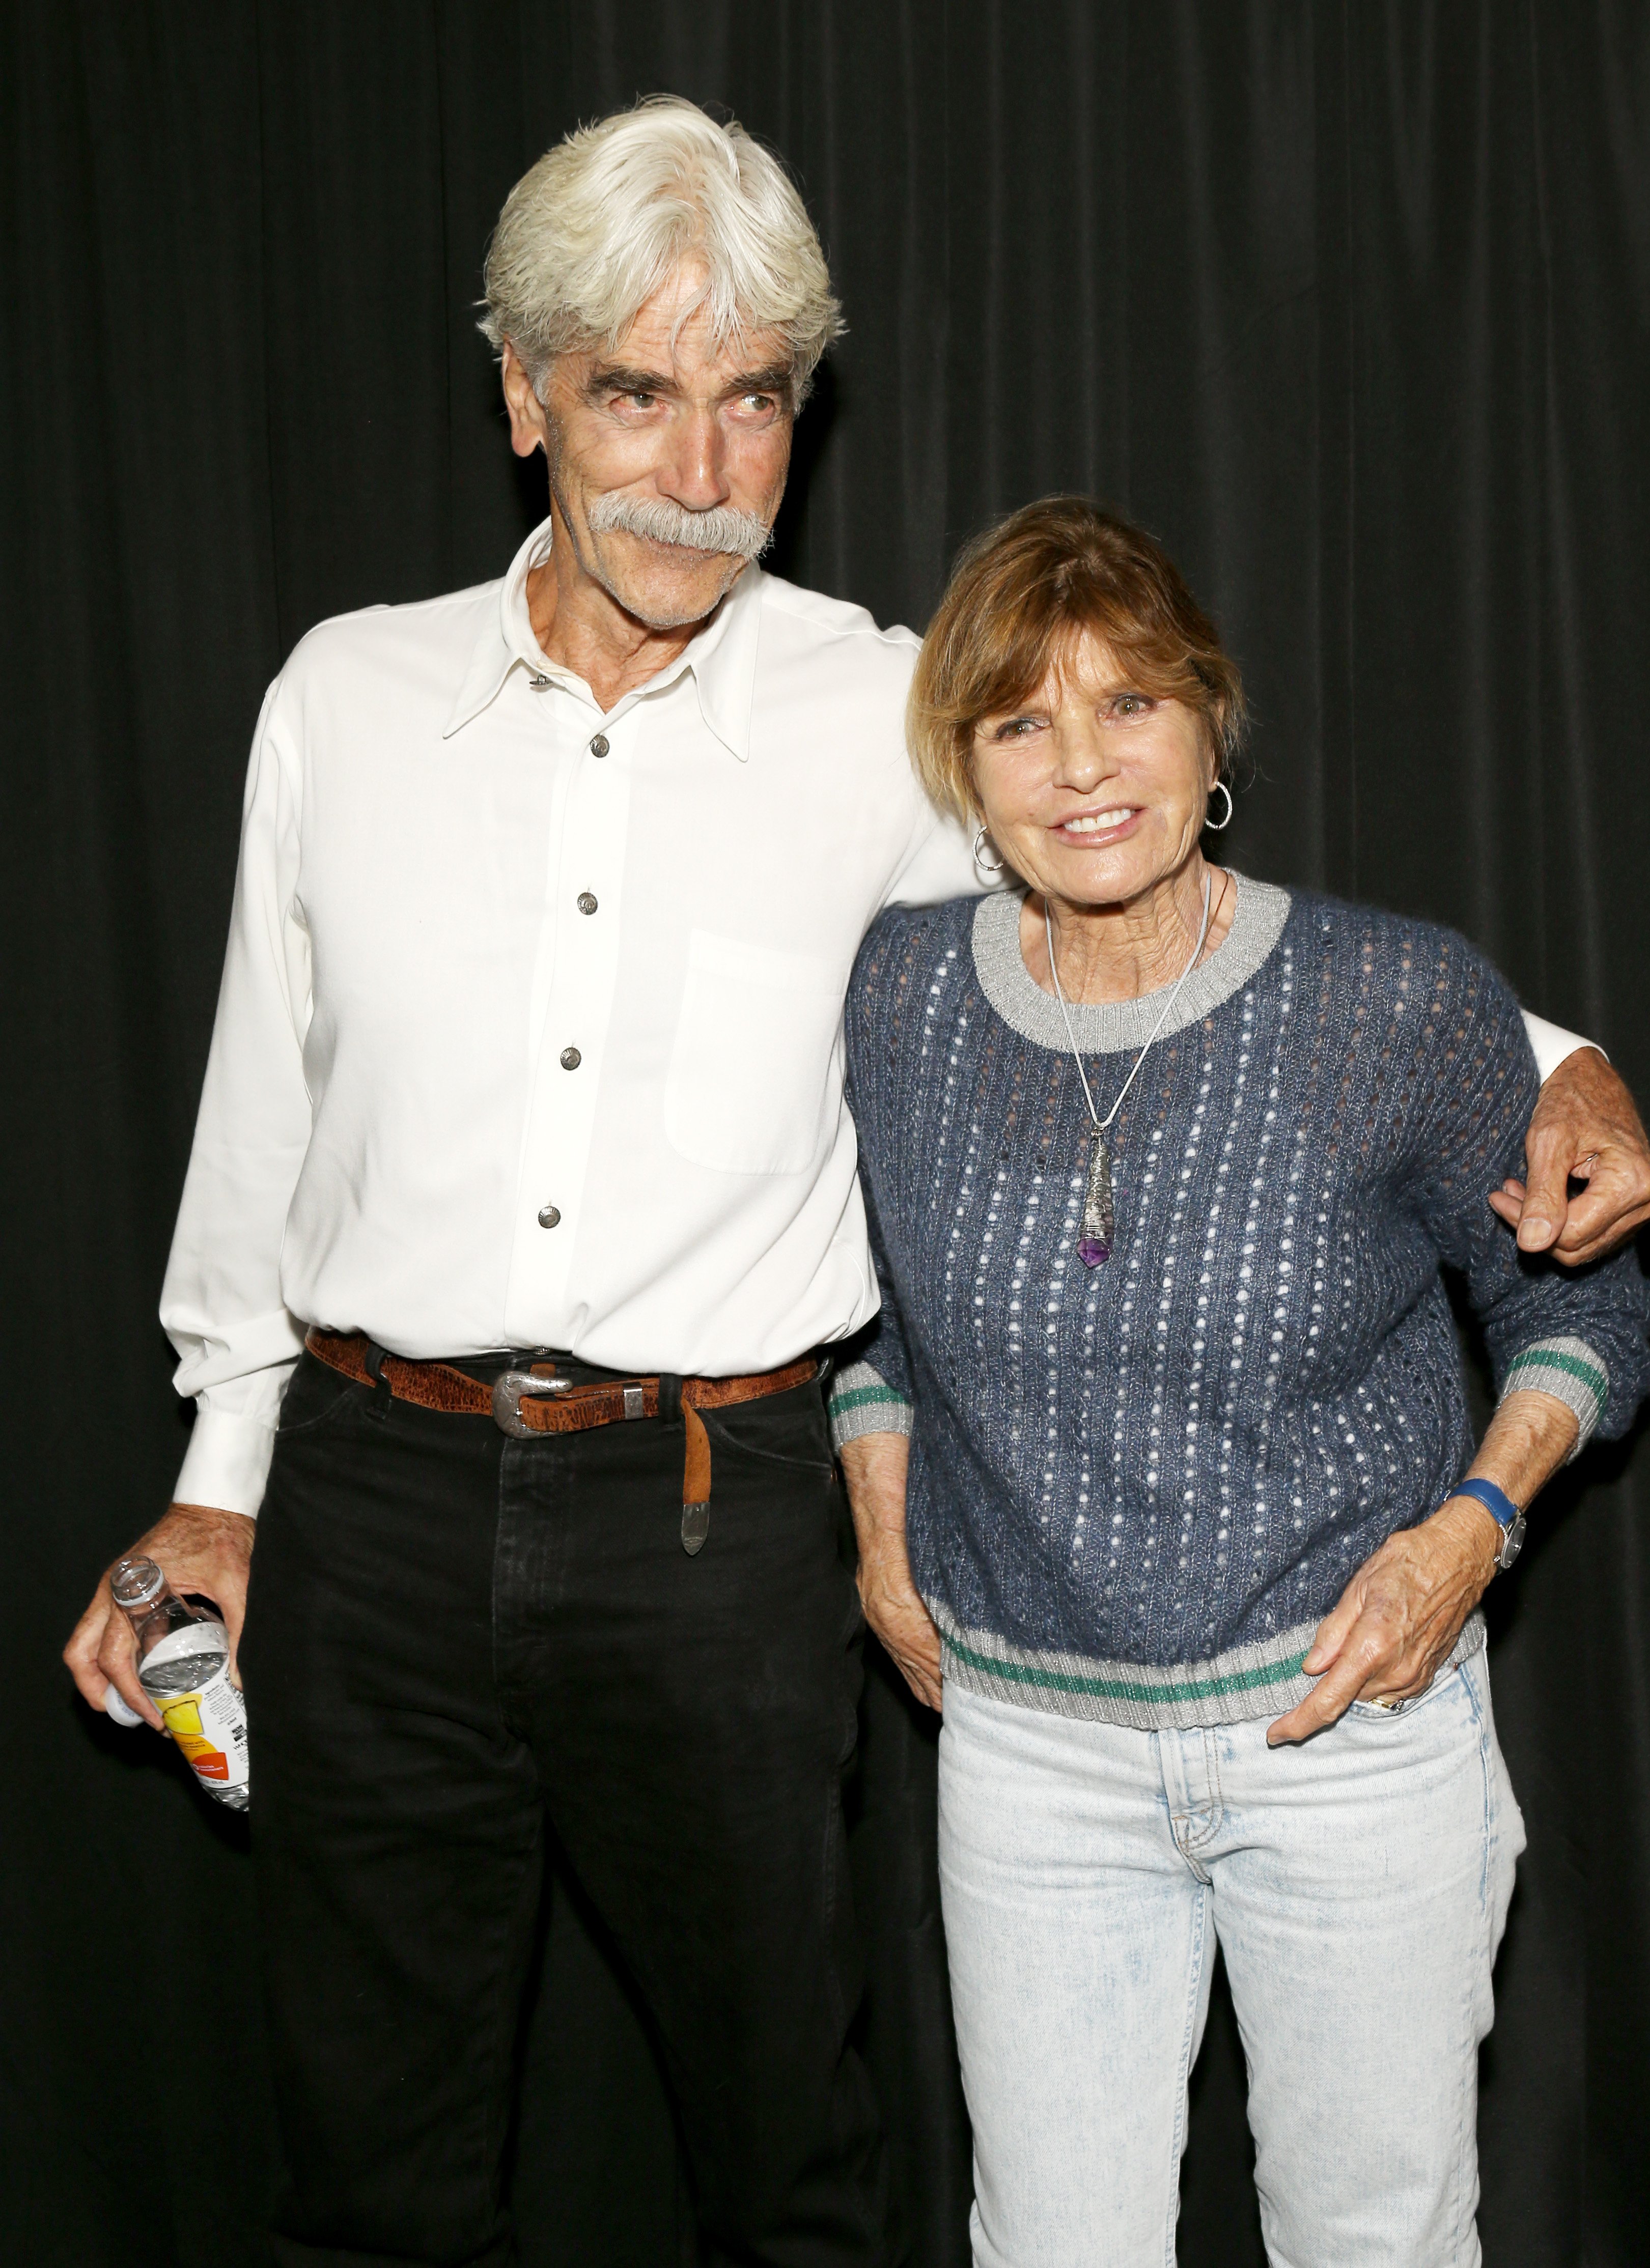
[657,1373,683,1429]
[362,1341,393,1423]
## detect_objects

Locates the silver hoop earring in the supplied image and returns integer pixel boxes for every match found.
[973,827,1006,873]
[1204,780,1234,832]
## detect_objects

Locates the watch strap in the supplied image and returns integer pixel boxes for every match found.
[1451,1476,1521,1533]
[1450,1476,1527,1573]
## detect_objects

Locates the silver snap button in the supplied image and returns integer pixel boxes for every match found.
[559,1046,582,1070]
[537,1204,561,1228]
[590,733,609,758]
[576,892,598,915]
[529,673,551,691]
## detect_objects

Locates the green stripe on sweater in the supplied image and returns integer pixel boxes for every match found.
[829,1383,911,1415]
[942,1631,1311,1706]
[1505,1349,1604,1400]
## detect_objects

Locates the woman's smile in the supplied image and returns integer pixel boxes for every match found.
[1053,804,1143,843]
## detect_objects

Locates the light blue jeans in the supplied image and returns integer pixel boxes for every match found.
[938,1654,1523,2268]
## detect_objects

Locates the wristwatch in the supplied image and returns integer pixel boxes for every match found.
[1450,1477,1527,1573]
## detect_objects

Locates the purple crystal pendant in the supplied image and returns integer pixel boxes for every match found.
[1078,1130,1115,1267]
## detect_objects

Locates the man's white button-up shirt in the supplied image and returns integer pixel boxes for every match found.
[161,519,977,1517]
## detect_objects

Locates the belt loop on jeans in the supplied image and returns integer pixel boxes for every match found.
[362,1341,393,1423]
[657,1374,683,1429]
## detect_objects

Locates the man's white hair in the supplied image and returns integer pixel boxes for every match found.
[479,96,845,404]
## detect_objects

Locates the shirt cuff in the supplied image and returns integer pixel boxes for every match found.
[172,1406,279,1518]
[828,1361,913,1449]
[1522,1010,1602,1084]
[1500,1337,1609,1460]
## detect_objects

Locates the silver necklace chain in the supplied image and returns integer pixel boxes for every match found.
[1044,872,1214,1133]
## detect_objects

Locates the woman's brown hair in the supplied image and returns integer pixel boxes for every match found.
[908,496,1247,822]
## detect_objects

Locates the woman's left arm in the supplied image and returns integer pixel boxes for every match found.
[1267,1390,1574,1745]
[1270,945,1650,1747]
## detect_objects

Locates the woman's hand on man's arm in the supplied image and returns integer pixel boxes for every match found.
[1490,1047,1650,1264]
[1267,1389,1578,1746]
[838,1431,943,1713]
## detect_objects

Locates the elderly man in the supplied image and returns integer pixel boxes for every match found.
[65,95,1650,2268]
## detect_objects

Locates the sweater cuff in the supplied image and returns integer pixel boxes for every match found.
[172,1406,278,1519]
[828,1362,913,1450]
[1501,1337,1609,1459]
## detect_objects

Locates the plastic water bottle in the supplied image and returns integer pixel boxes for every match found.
[109,1557,250,1811]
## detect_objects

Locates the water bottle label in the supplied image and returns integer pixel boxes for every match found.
[158,1665,250,1796]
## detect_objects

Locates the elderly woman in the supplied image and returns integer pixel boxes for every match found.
[831,498,1648,2268]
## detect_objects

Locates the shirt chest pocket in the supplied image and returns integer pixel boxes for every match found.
[663,929,845,1176]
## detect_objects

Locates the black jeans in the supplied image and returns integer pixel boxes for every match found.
[239,1349,887,2268]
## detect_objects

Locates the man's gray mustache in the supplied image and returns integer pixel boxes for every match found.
[587,493,773,561]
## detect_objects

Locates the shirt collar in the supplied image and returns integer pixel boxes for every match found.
[443,514,763,760]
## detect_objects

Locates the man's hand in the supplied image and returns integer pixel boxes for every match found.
[1266,1496,1500,1745]
[837,1431,943,1712]
[1489,1047,1650,1264]
[64,1503,257,1730]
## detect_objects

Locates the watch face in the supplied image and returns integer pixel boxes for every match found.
[1499,1514,1527,1571]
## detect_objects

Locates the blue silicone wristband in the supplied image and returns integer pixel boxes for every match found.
[1450,1476,1521,1533]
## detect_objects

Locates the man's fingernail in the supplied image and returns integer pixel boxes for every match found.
[1519,1217,1552,1244]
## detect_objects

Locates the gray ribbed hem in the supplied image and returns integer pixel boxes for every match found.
[1501,1337,1607,1460]
[828,1362,913,1449]
[933,1602,1488,1730]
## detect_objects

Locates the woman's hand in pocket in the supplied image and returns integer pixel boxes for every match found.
[1268,1388,1578,1746]
[1267,1498,1499,1745]
[838,1430,943,1712]
[859,1544,944,1713]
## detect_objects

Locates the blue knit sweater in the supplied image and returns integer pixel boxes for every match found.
[830,876,1648,1727]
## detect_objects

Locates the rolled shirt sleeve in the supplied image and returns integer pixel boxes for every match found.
[160,679,313,1518]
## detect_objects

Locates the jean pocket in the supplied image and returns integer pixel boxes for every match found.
[274,1351,364,1439]
[700,1381,837,1480]
[1347,1662,1463,1722]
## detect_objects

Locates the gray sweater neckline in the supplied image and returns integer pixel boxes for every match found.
[971,870,1293,1056]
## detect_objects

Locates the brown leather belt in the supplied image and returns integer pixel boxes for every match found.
[305,1329,819,1552]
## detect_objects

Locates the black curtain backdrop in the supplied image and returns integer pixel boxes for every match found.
[4,5,1648,2264]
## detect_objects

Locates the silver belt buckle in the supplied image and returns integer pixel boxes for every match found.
[492,1369,572,1438]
